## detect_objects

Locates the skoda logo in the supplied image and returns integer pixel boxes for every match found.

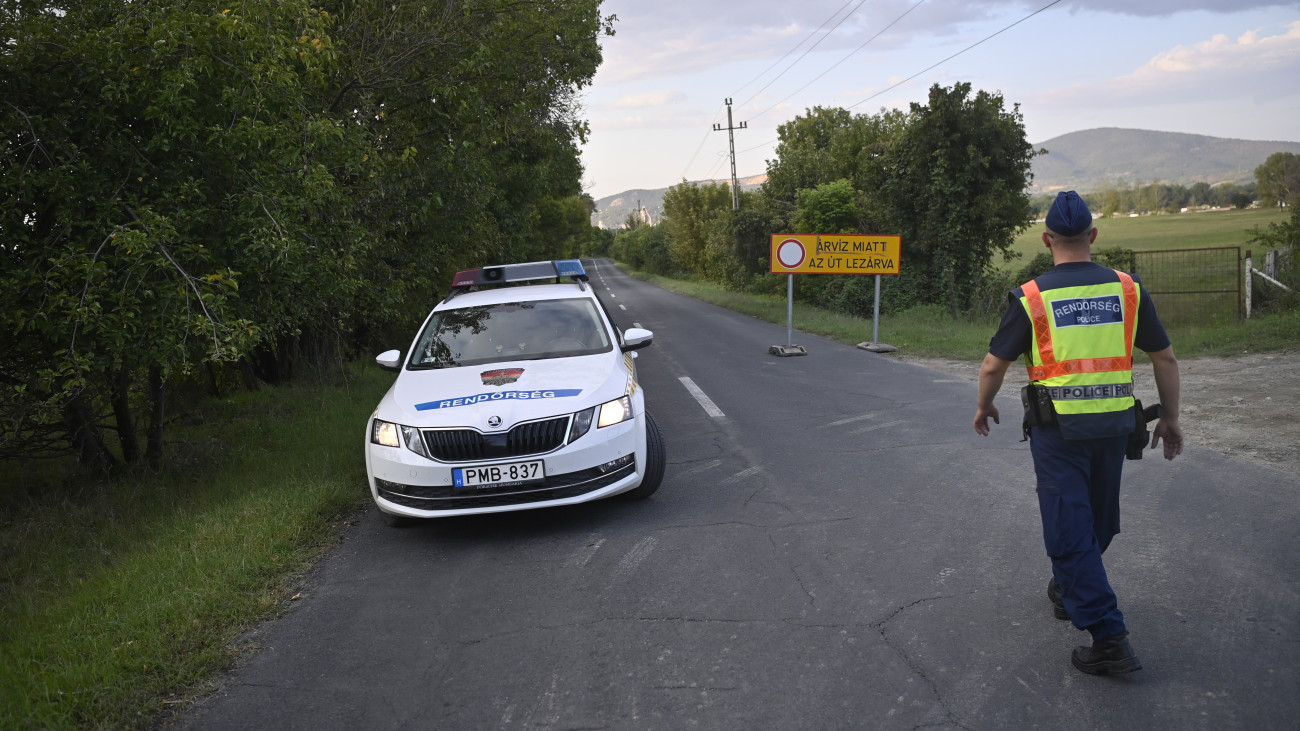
[487,416,502,429]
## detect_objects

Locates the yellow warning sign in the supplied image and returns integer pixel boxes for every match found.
[770,234,901,275]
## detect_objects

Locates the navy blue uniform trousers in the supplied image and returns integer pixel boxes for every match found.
[1029,425,1128,641]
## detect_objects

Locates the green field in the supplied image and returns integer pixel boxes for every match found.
[1003,207,1288,268]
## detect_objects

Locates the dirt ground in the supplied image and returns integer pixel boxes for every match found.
[898,350,1300,476]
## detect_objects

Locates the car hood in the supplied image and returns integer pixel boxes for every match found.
[377,354,628,430]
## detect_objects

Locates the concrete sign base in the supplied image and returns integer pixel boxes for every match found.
[857,342,898,353]
[769,344,808,357]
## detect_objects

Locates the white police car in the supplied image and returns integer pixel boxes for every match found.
[365,259,666,525]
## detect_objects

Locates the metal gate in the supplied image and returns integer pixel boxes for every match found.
[1132,246,1241,327]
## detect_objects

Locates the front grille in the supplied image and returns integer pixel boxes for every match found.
[375,457,636,511]
[422,416,570,462]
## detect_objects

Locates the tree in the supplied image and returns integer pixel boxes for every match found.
[1189,181,1215,207]
[792,180,862,235]
[1255,152,1300,209]
[661,181,733,276]
[764,106,904,224]
[0,0,612,470]
[879,82,1037,319]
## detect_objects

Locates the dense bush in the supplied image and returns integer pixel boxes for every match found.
[1,0,612,470]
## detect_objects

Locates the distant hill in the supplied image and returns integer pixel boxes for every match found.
[1029,128,1300,194]
[592,174,766,230]
[591,129,1300,228]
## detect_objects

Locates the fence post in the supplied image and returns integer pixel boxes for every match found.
[1265,250,1278,279]
[1244,250,1252,319]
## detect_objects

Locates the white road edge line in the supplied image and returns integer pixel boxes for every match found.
[679,376,725,418]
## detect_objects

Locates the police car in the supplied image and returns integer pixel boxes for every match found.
[365,259,666,525]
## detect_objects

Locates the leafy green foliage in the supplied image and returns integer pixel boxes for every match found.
[0,0,611,469]
[1255,152,1300,210]
[615,84,1037,323]
[1041,179,1260,218]
[880,83,1037,319]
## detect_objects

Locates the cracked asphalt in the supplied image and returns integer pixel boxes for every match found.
[176,260,1299,730]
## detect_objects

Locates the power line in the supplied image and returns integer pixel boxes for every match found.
[846,0,1064,111]
[683,2,861,183]
[735,0,870,110]
[734,0,1065,156]
[746,0,927,125]
[730,0,858,101]
[679,100,727,181]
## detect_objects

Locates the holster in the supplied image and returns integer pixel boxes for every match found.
[1020,384,1057,441]
[1126,399,1150,460]
[1126,400,1164,460]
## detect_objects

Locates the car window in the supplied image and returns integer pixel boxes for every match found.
[409,297,613,368]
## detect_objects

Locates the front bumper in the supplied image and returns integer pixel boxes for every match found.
[366,415,646,518]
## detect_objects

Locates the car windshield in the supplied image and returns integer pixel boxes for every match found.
[409,297,613,369]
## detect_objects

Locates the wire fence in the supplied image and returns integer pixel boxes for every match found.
[1132,246,1241,328]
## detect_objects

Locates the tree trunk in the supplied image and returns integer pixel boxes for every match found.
[64,393,117,474]
[111,368,141,464]
[146,365,166,470]
[946,262,960,321]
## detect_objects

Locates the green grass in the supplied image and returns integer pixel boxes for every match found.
[0,369,391,729]
[623,268,1299,361]
[1003,207,1288,269]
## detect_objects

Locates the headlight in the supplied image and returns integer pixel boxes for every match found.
[401,425,430,459]
[372,419,400,447]
[597,396,632,428]
[372,419,430,459]
[569,406,595,442]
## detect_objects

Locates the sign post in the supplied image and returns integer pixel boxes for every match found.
[768,233,902,356]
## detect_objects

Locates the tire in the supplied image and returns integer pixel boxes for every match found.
[622,411,666,499]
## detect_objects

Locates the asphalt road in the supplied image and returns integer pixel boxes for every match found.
[178,260,1298,730]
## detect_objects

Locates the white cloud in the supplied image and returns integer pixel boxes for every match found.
[1058,0,1298,17]
[1035,21,1300,105]
[596,0,1300,85]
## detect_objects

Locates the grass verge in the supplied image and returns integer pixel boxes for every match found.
[622,266,1300,360]
[0,368,390,729]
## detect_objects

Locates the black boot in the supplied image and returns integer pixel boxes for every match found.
[1072,632,1142,675]
[1047,578,1069,620]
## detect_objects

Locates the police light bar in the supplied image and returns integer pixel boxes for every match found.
[449,260,587,289]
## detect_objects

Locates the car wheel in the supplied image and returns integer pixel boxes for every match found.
[622,411,666,499]
[379,508,417,527]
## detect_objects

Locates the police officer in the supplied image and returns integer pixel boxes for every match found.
[972,191,1184,675]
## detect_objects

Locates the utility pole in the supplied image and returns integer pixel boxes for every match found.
[713,98,747,210]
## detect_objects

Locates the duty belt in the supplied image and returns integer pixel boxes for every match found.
[1042,383,1133,401]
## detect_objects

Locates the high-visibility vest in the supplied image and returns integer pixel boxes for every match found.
[1018,270,1139,426]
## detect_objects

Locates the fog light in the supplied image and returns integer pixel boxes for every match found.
[597,454,634,473]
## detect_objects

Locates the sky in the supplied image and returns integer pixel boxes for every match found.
[579,0,1300,200]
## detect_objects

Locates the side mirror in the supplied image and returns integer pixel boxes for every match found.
[375,349,403,372]
[620,327,654,352]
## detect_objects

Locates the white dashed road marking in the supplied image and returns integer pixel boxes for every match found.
[720,466,763,485]
[614,537,657,580]
[679,376,725,418]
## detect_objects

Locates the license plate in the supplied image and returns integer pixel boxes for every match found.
[453,460,544,491]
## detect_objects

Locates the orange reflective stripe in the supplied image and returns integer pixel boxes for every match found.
[1023,270,1139,382]
[1029,356,1133,380]
[1021,279,1055,368]
[1116,271,1137,361]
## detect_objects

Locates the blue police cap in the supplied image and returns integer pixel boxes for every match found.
[1045,191,1093,237]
